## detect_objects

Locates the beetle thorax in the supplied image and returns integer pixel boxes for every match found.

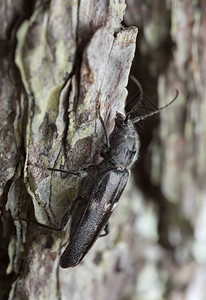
[107,113,139,169]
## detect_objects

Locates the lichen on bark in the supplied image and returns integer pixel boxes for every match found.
[0,1,138,299]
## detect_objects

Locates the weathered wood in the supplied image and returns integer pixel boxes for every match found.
[0,1,137,299]
[124,1,206,299]
[3,0,205,299]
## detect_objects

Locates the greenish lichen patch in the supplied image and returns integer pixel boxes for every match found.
[31,83,63,138]
[15,20,30,92]
[6,237,16,275]
[55,39,74,78]
[67,121,95,148]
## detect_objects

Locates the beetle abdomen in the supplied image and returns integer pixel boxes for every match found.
[60,168,129,268]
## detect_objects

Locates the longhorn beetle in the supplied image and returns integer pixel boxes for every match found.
[20,81,178,268]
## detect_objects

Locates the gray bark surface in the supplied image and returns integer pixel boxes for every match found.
[124,1,206,299]
[0,1,137,299]
[1,0,205,300]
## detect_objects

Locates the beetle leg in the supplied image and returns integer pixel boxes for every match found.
[100,222,110,237]
[14,197,79,232]
[13,217,62,231]
[60,197,79,230]
[31,162,85,177]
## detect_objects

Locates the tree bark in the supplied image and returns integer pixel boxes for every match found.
[125,1,206,299]
[0,1,137,299]
[1,1,205,299]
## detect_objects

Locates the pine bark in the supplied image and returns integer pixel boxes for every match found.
[0,1,137,299]
[1,0,205,299]
[125,1,206,299]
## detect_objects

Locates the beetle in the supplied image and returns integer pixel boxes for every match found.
[59,111,139,267]
[54,87,178,268]
[18,83,178,268]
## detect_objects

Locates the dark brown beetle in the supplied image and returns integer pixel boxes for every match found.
[58,86,178,268]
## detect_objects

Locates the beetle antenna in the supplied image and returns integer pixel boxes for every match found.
[132,90,179,124]
[125,75,143,122]
[125,75,143,108]
[129,75,143,97]
[125,75,144,123]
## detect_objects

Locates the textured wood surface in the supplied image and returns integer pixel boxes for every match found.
[125,1,206,299]
[1,1,205,299]
[0,1,137,299]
